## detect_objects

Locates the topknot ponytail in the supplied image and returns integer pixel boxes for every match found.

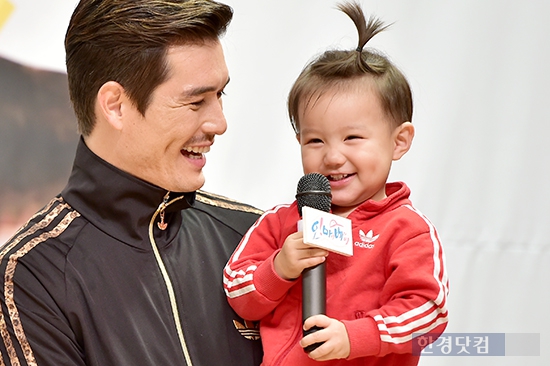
[337,1,390,73]
[288,1,412,133]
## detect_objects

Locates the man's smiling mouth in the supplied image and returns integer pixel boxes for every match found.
[181,146,210,159]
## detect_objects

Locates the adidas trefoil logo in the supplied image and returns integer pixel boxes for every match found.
[354,229,379,249]
[233,319,260,340]
[360,229,379,243]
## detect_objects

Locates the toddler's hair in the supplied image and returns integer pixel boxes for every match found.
[288,1,412,133]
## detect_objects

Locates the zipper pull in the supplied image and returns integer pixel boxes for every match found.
[157,192,170,230]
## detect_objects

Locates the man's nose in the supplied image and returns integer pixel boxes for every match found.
[203,99,227,136]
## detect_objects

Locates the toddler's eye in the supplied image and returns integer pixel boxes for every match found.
[345,135,361,141]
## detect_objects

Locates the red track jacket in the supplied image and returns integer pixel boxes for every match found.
[224,182,448,365]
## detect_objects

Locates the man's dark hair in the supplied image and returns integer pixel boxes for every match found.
[65,0,233,136]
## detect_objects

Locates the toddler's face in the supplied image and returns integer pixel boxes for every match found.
[296,88,407,217]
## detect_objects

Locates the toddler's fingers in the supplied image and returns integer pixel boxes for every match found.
[301,246,329,258]
[303,314,330,331]
[301,255,326,270]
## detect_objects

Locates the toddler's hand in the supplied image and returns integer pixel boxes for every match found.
[274,232,328,280]
[300,315,351,361]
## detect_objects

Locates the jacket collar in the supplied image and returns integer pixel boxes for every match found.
[61,138,195,249]
[347,182,411,221]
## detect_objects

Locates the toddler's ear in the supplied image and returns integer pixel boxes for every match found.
[392,122,414,160]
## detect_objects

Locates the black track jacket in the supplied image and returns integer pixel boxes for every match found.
[0,139,263,365]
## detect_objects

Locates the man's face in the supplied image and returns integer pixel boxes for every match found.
[118,41,229,192]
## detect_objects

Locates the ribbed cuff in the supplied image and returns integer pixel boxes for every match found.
[254,250,297,301]
[342,316,381,359]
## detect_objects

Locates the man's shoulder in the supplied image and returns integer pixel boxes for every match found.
[194,190,263,215]
[188,190,263,235]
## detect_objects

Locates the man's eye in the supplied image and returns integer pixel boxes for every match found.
[190,100,205,106]
[217,90,226,98]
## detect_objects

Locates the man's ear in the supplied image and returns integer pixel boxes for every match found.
[96,81,125,131]
[393,122,415,160]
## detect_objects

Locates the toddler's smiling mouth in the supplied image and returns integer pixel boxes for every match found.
[327,173,353,181]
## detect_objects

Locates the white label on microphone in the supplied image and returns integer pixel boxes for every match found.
[302,206,353,256]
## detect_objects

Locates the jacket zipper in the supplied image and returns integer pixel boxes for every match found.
[273,316,303,366]
[148,192,192,365]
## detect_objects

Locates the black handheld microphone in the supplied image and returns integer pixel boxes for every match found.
[296,173,332,353]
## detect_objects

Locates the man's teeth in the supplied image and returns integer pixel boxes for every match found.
[329,174,348,181]
[182,146,210,154]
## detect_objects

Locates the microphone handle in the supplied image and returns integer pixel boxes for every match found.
[302,262,326,352]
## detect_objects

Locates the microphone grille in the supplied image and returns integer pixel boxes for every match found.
[296,173,332,216]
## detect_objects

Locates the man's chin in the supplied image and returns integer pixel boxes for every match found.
[170,175,205,193]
